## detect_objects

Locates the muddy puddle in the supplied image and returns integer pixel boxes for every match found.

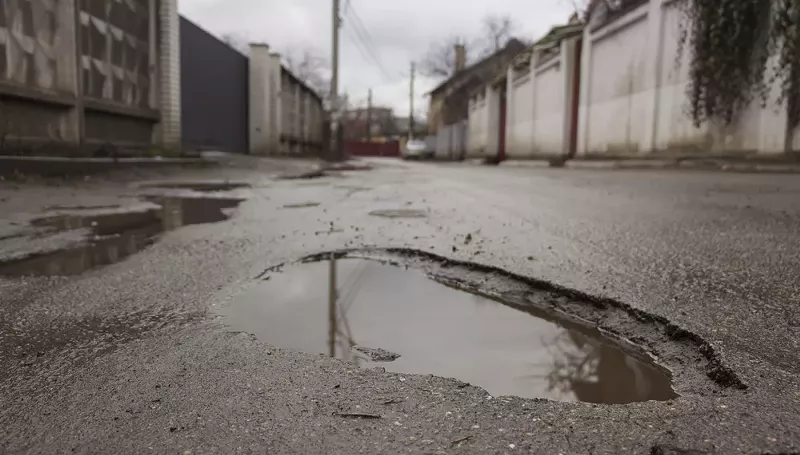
[221,258,677,404]
[0,197,244,276]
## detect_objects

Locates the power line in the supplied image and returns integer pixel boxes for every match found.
[343,3,400,82]
[343,25,382,76]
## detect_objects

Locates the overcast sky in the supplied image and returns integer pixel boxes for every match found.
[179,0,575,118]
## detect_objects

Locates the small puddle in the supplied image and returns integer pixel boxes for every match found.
[369,209,427,219]
[0,197,244,276]
[282,202,321,209]
[221,258,676,404]
[140,181,250,192]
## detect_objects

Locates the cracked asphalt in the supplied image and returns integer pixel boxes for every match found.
[1,158,800,454]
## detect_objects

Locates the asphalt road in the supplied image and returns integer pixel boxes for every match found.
[2,159,799,454]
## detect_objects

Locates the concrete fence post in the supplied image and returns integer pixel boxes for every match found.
[269,52,283,155]
[248,44,271,155]
[157,0,182,150]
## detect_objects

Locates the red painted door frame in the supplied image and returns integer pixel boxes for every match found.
[498,88,507,162]
[567,38,583,159]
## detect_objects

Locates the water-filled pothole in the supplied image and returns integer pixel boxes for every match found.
[0,196,244,276]
[221,257,677,404]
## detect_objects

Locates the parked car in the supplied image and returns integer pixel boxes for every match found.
[402,140,433,160]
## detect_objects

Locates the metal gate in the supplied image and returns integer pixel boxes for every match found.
[344,140,400,157]
[180,17,249,154]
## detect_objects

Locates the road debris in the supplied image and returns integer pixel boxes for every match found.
[352,345,401,362]
[450,435,473,446]
[333,412,382,419]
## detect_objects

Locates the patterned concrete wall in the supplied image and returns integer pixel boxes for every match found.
[0,0,180,154]
[78,0,152,107]
[0,0,76,93]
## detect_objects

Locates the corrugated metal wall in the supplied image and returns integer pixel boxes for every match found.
[180,17,248,153]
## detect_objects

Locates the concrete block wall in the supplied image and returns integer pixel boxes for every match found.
[468,30,581,161]
[249,45,324,156]
[248,44,278,155]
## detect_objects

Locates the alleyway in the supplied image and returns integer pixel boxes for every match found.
[2,159,799,454]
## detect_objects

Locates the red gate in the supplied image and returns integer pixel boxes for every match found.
[497,89,507,162]
[344,140,400,157]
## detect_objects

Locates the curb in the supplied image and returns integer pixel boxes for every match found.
[493,158,800,174]
[0,156,215,178]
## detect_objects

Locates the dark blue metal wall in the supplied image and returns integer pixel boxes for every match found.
[180,17,249,154]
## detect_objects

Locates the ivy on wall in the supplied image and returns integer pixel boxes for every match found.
[677,0,800,129]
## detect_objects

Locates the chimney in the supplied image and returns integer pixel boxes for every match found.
[454,43,467,72]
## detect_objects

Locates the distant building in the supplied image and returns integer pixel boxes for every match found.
[341,106,397,140]
[393,116,428,139]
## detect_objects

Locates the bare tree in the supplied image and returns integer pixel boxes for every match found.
[564,0,593,20]
[220,32,250,55]
[479,14,516,56]
[419,35,467,78]
[283,46,330,98]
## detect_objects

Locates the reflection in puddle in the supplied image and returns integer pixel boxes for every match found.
[0,197,244,276]
[221,259,677,404]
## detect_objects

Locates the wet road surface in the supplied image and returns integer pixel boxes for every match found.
[1,159,799,454]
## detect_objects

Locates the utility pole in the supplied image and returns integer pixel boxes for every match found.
[328,255,337,358]
[366,88,373,141]
[409,61,416,140]
[330,0,341,160]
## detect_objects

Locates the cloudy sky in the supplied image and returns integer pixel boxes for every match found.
[179,0,575,118]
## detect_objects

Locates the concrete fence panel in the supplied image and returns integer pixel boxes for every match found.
[577,0,789,157]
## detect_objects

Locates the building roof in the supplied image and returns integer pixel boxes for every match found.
[427,38,527,97]
[489,22,585,86]
[394,116,427,133]
[587,0,648,29]
[280,65,323,104]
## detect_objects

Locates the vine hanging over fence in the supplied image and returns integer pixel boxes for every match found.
[677,0,800,129]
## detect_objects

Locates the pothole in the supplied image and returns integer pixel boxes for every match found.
[368,209,427,219]
[282,202,321,209]
[219,251,715,404]
[0,196,244,276]
[139,181,250,192]
[278,169,328,180]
